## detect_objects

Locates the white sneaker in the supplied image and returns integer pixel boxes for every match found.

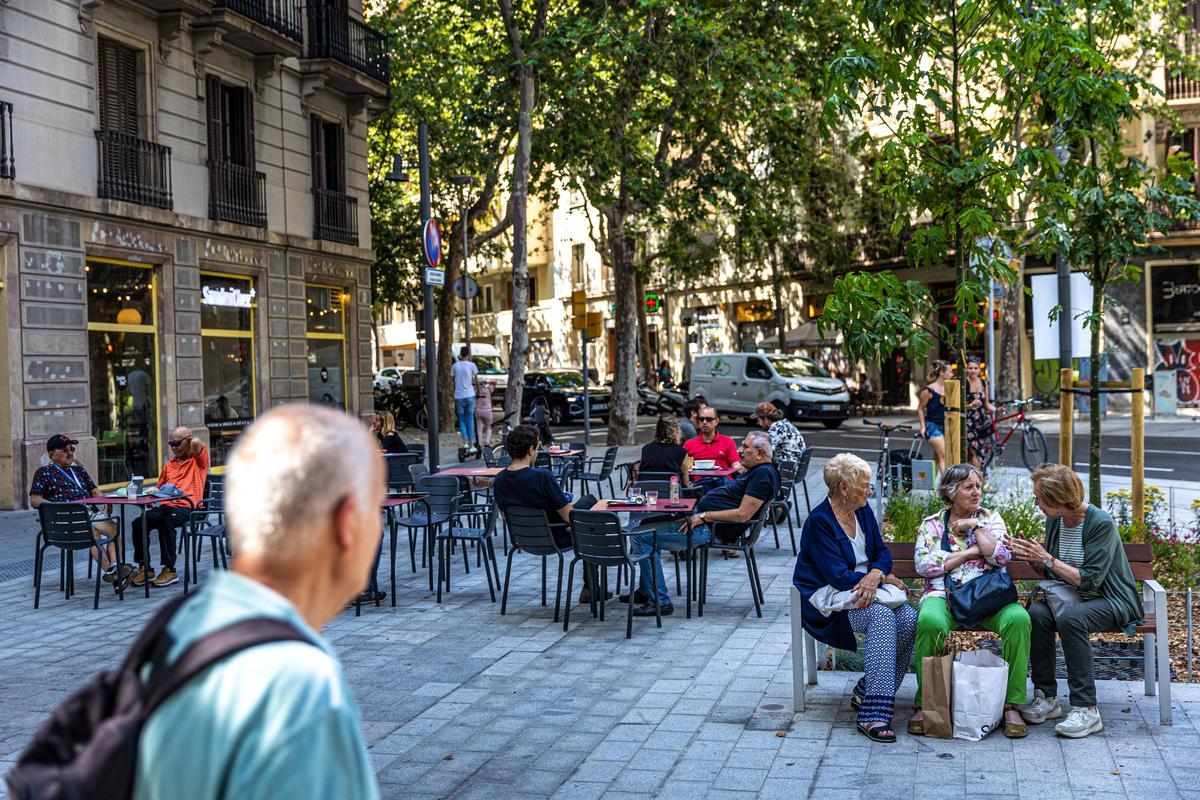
[1055,707,1103,739]
[1018,689,1063,724]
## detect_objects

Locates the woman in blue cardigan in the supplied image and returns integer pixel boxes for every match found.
[793,453,916,742]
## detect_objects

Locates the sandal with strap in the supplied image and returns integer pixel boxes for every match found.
[857,722,897,743]
[907,711,924,736]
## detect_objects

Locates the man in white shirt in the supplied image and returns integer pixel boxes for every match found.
[451,346,480,451]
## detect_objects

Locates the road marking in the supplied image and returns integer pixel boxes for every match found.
[1073,462,1174,473]
[1108,447,1199,456]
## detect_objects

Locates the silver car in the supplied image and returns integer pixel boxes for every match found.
[689,353,850,428]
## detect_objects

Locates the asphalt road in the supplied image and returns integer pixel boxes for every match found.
[553,416,1200,484]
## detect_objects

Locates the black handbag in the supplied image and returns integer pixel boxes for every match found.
[940,511,1017,628]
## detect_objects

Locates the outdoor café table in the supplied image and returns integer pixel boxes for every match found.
[79,493,196,599]
[689,466,740,479]
[375,492,431,611]
[434,467,504,478]
[544,448,583,459]
[592,497,700,618]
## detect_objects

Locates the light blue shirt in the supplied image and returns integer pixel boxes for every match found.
[133,571,379,800]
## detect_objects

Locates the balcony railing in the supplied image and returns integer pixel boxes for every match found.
[1167,67,1200,101]
[95,129,173,209]
[208,159,267,228]
[213,0,302,43]
[306,5,389,85]
[1,101,13,179]
[313,187,358,245]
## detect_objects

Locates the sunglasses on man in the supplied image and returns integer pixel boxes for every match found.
[698,416,718,422]
[168,436,192,448]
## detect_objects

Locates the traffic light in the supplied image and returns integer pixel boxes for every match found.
[572,290,587,330]
[585,311,603,339]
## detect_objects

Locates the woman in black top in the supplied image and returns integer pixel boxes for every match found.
[638,416,693,485]
[371,411,408,454]
[917,360,949,476]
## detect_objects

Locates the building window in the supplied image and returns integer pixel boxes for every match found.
[201,272,256,469]
[86,258,158,486]
[572,243,586,286]
[306,284,346,408]
[206,74,266,227]
[379,304,394,325]
[310,114,357,244]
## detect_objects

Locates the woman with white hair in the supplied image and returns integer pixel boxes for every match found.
[792,453,915,742]
[910,464,1030,738]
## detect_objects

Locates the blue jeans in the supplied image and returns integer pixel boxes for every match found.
[924,421,943,440]
[455,396,476,442]
[631,520,712,607]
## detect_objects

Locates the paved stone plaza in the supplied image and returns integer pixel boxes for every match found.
[1,470,1198,800]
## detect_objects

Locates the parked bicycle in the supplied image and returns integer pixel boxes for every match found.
[863,418,917,519]
[981,397,1049,473]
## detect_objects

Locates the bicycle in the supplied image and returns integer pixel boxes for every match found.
[980,397,1049,473]
[863,418,915,520]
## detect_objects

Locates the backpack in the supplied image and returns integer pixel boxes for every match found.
[5,594,311,800]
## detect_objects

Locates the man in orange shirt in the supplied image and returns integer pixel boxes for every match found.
[131,426,210,588]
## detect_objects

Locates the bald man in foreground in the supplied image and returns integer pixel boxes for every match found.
[133,405,384,799]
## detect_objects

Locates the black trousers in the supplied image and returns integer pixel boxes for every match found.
[132,506,190,569]
[1028,597,1118,708]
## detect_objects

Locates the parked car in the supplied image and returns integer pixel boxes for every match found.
[521,369,610,425]
[689,352,850,428]
[374,366,407,392]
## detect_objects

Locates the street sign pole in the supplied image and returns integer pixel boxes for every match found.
[986,280,997,404]
[462,200,471,348]
[582,329,590,447]
[419,124,439,474]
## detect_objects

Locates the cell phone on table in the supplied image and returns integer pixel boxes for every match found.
[663,503,688,509]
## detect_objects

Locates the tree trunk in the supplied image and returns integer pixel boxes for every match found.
[996,255,1024,402]
[772,250,786,351]
[607,209,640,444]
[436,229,463,431]
[503,62,536,420]
[635,270,652,387]
[1088,260,1103,505]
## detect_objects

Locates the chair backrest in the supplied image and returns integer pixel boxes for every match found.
[38,502,97,548]
[504,506,565,556]
[534,451,552,470]
[597,446,618,477]
[631,480,673,497]
[415,476,460,515]
[638,470,681,483]
[407,442,427,462]
[713,500,772,548]
[569,510,629,567]
[409,464,430,485]
[795,448,814,480]
[774,459,798,499]
[385,453,420,491]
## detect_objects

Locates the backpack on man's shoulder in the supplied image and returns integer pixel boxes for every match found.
[5,594,310,800]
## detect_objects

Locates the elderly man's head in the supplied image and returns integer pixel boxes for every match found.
[739,430,773,467]
[168,426,195,460]
[225,405,384,620]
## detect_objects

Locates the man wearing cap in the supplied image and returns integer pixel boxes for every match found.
[750,402,806,465]
[131,426,209,588]
[29,434,129,584]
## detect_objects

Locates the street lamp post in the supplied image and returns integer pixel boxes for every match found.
[451,175,475,345]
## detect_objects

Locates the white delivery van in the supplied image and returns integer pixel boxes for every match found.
[689,352,850,428]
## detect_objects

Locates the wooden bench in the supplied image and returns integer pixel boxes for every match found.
[791,542,1172,724]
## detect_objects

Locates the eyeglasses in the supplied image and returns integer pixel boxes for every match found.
[62,446,76,453]
[168,437,191,448]
[698,416,718,422]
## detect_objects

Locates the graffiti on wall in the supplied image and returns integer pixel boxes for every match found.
[1154,339,1200,405]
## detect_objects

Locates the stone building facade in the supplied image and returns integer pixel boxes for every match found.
[0,0,387,507]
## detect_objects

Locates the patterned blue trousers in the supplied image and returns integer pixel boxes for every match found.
[846,602,918,724]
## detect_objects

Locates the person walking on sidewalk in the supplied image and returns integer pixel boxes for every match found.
[132,405,383,799]
[964,359,995,470]
[917,361,950,477]
[131,427,208,588]
[452,346,479,453]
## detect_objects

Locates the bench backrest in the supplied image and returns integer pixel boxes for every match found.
[887,541,1153,582]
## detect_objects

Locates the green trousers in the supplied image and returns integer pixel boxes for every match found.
[913,596,1032,707]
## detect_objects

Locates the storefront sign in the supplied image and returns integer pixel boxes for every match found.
[201,285,255,308]
[696,308,721,329]
[734,300,774,323]
[1151,264,1200,328]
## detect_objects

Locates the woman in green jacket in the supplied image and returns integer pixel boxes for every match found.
[1009,464,1142,740]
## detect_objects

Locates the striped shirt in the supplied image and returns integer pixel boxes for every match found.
[1057,520,1085,568]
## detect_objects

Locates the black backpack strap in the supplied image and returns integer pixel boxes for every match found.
[143,618,313,717]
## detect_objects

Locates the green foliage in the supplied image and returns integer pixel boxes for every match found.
[1107,485,1199,590]
[820,272,937,365]
[991,494,1044,540]
[882,492,942,541]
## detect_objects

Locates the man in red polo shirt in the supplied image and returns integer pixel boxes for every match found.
[683,408,741,470]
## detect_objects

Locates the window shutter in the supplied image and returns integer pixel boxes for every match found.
[205,74,223,163]
[98,38,138,135]
[242,88,256,170]
[310,115,325,190]
[333,123,345,193]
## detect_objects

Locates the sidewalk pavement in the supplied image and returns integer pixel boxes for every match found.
[2,457,1200,800]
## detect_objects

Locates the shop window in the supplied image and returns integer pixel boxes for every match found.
[86,258,158,486]
[201,272,256,469]
[306,284,346,408]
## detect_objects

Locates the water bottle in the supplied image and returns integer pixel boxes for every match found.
[125,478,137,498]
[669,475,680,503]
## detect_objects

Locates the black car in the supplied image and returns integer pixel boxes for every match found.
[522,369,610,425]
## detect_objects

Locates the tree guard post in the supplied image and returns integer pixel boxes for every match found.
[1132,367,1145,526]
[945,378,961,465]
[1059,368,1073,468]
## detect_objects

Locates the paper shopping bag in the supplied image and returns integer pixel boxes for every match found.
[951,649,1008,741]
[921,651,954,739]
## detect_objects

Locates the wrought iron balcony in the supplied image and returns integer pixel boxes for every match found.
[208,0,302,53]
[306,5,389,86]
[313,187,359,245]
[208,159,267,228]
[0,101,13,180]
[95,129,173,209]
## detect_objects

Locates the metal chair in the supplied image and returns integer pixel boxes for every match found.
[698,502,771,618]
[406,442,427,463]
[34,502,119,609]
[390,476,459,595]
[565,510,662,638]
[577,446,619,498]
[385,452,420,492]
[771,459,799,555]
[500,506,571,622]
[437,506,501,603]
[630,480,700,615]
[794,448,815,516]
[184,477,228,593]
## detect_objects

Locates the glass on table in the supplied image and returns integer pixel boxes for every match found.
[628,487,644,505]
[644,490,659,506]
